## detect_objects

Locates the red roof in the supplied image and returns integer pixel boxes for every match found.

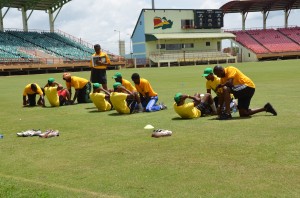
[220,0,300,13]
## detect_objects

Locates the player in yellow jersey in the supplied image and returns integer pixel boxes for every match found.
[213,65,277,119]
[90,44,111,90]
[62,73,91,104]
[131,73,167,112]
[173,93,217,119]
[112,72,136,92]
[89,83,112,111]
[44,78,71,106]
[110,82,143,114]
[23,83,45,107]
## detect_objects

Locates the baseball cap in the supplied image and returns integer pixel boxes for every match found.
[48,78,55,84]
[112,72,122,79]
[113,82,122,89]
[202,68,213,77]
[174,93,182,103]
[93,83,101,89]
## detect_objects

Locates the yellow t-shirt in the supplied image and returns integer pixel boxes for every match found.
[23,84,43,96]
[221,66,255,88]
[206,75,222,96]
[134,78,157,97]
[90,92,111,111]
[122,79,136,92]
[66,76,88,90]
[44,87,59,107]
[173,102,201,119]
[110,92,130,114]
[90,52,111,69]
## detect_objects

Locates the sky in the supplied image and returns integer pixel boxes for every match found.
[2,0,300,55]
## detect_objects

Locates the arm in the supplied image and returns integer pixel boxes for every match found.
[72,90,78,103]
[99,87,111,96]
[216,78,234,89]
[206,89,211,94]
[119,86,132,95]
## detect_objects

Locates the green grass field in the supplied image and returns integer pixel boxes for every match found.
[0,60,299,198]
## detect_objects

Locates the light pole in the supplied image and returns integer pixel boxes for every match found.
[114,29,121,56]
[127,33,133,60]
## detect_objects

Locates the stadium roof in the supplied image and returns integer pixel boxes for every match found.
[145,33,235,41]
[0,0,72,12]
[220,0,300,13]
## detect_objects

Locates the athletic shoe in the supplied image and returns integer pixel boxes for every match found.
[159,103,167,110]
[17,129,41,137]
[218,113,232,120]
[152,129,172,138]
[39,130,59,138]
[264,103,277,116]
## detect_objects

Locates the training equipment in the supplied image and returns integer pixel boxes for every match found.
[152,129,172,138]
[17,129,42,137]
[144,124,154,129]
[39,130,59,138]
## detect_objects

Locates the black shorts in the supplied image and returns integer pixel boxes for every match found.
[232,86,255,110]
[27,94,37,106]
[90,68,107,84]
[127,99,137,114]
[77,82,92,103]
[196,102,212,116]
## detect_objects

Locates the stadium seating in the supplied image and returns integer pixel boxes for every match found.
[246,29,300,53]
[277,27,300,45]
[228,30,270,54]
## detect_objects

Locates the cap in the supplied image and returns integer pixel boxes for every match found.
[113,82,122,89]
[202,68,213,77]
[93,83,101,89]
[112,72,122,79]
[174,93,182,103]
[48,78,55,84]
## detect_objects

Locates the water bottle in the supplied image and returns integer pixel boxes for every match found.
[0,134,3,139]
[231,100,237,115]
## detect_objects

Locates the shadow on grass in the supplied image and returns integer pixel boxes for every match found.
[171,117,199,120]
[208,116,252,121]
[85,107,97,110]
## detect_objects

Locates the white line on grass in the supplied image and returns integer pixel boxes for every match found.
[0,173,122,198]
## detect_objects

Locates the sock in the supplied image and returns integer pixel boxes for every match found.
[210,103,217,113]
[138,103,143,110]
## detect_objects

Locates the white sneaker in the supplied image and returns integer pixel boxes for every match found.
[39,130,59,138]
[152,129,172,138]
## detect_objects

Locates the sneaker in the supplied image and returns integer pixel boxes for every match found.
[264,103,277,116]
[152,129,172,138]
[39,130,59,138]
[218,113,232,120]
[159,103,167,110]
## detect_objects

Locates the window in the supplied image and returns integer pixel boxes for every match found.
[182,43,194,48]
[166,44,182,50]
[206,42,210,46]
[181,19,194,29]
[156,44,166,49]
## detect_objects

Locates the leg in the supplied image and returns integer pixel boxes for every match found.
[28,94,37,106]
[145,96,160,112]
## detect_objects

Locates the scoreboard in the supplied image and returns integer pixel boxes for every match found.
[194,9,223,29]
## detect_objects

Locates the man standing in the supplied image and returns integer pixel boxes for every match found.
[110,82,142,114]
[173,93,217,119]
[213,65,277,119]
[62,73,91,104]
[131,73,167,112]
[90,44,111,90]
[23,83,45,107]
[89,83,112,112]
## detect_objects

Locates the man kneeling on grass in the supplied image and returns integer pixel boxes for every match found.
[89,83,112,112]
[173,93,217,119]
[110,82,144,114]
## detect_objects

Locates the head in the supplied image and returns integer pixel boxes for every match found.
[113,82,122,92]
[112,72,122,83]
[93,83,102,92]
[48,77,55,86]
[174,93,183,105]
[62,72,71,82]
[30,83,37,92]
[94,44,101,54]
[202,68,214,81]
[57,84,63,91]
[213,65,225,78]
[131,73,140,85]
